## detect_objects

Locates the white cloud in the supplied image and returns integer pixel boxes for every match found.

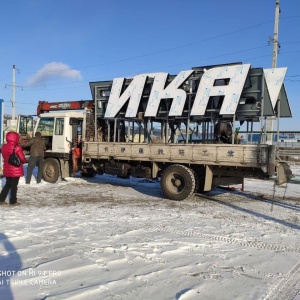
[26,62,82,86]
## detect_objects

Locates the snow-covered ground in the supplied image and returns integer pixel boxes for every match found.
[0,166,299,300]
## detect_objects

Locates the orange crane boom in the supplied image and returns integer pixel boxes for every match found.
[37,100,94,115]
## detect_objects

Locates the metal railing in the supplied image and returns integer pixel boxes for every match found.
[217,130,300,182]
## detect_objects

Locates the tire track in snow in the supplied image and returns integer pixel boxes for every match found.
[151,226,300,253]
[263,259,300,300]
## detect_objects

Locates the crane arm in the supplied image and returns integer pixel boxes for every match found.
[37,100,94,115]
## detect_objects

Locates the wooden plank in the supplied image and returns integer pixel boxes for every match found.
[83,142,271,169]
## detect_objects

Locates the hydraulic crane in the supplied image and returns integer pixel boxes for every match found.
[37,100,94,115]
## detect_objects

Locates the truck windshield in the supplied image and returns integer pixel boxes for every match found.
[37,117,54,136]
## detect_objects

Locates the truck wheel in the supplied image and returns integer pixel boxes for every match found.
[161,164,195,200]
[43,158,60,183]
[191,169,200,193]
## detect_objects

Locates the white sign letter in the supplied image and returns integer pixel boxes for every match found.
[191,64,251,116]
[145,70,194,117]
[263,67,287,108]
[105,74,148,118]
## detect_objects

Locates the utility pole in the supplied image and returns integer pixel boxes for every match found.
[12,65,16,120]
[272,0,280,69]
[267,0,280,143]
[5,65,23,120]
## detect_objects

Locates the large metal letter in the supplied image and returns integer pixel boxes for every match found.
[105,74,148,118]
[144,70,194,117]
[191,64,251,116]
[263,67,287,109]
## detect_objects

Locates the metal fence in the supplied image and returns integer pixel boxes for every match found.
[178,130,300,182]
[237,131,300,182]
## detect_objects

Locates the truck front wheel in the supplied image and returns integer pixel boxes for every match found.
[161,164,196,201]
[43,158,60,183]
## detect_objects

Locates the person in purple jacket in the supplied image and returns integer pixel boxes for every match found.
[0,131,26,205]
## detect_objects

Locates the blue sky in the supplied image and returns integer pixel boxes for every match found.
[0,0,299,131]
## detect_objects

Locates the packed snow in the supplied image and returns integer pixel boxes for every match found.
[0,165,299,300]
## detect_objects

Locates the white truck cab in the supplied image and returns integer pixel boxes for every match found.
[18,111,84,155]
[18,111,85,183]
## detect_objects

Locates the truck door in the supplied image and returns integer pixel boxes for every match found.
[36,116,68,154]
[35,117,55,152]
[17,115,35,140]
[17,115,35,143]
[17,115,36,155]
[52,117,67,153]
[38,116,77,154]
[70,117,83,149]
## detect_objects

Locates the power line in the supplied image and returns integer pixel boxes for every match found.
[19,20,277,77]
[0,15,299,84]
[1,16,298,95]
[18,17,300,79]
[21,47,300,92]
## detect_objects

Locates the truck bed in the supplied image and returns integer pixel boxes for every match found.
[82,142,274,171]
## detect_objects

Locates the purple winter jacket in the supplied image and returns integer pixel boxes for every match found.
[1,132,26,177]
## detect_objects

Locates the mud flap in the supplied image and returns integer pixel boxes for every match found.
[60,159,70,178]
[204,165,213,191]
[275,162,294,185]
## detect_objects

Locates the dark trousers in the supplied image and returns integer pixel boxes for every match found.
[27,156,44,183]
[0,177,20,204]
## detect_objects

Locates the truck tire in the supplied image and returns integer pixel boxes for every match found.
[43,158,60,183]
[161,164,196,201]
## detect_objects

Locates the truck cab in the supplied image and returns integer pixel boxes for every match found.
[18,111,85,182]
[19,111,84,153]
